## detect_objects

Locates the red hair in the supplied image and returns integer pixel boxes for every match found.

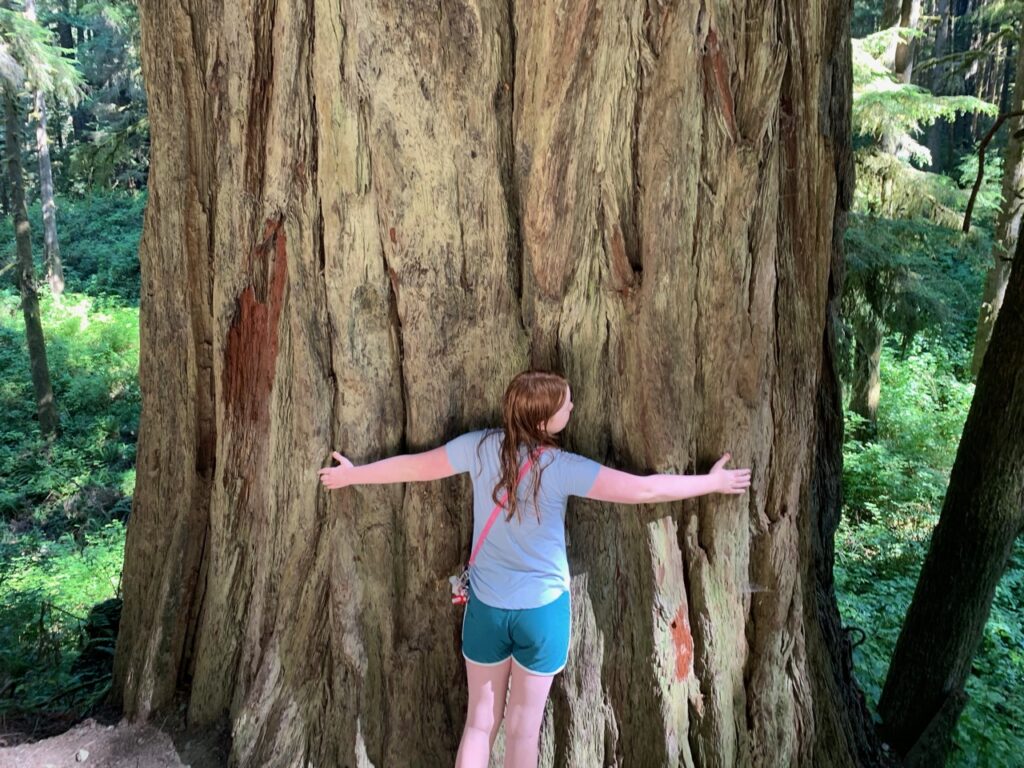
[491,370,568,522]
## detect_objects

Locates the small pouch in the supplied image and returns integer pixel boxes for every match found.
[449,570,469,606]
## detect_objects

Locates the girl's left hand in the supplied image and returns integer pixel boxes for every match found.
[319,451,354,489]
[709,452,752,495]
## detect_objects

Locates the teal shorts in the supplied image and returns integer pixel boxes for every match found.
[462,584,571,675]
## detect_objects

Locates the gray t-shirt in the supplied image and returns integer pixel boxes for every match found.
[446,430,601,609]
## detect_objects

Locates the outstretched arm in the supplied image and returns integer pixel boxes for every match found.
[318,447,457,489]
[583,452,751,504]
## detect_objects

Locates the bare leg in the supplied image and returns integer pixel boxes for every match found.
[502,661,556,768]
[456,658,512,768]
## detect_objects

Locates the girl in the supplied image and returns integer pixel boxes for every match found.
[318,371,750,768]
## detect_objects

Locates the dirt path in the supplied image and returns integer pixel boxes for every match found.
[0,717,227,768]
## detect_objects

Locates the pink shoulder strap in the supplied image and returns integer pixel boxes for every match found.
[467,448,546,566]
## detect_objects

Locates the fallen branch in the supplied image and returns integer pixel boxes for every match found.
[39,675,110,709]
[42,601,86,625]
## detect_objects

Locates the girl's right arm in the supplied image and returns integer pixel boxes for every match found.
[583,452,751,504]
[318,448,457,489]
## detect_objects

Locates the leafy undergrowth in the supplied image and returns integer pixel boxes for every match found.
[0,192,146,303]
[0,522,124,725]
[1,285,137,729]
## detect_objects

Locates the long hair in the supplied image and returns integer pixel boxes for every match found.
[491,370,568,522]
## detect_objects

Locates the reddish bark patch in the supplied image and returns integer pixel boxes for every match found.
[670,606,693,681]
[223,218,288,425]
[702,28,737,140]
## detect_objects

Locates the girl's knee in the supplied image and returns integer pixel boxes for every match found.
[465,707,496,735]
[503,704,542,742]
[462,718,503,757]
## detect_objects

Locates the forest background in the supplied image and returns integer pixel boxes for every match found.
[0,0,1020,765]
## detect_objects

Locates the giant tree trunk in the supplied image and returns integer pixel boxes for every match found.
[5,92,58,436]
[970,38,1024,375]
[113,1,882,765]
[878,198,1024,766]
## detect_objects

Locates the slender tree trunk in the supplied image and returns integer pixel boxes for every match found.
[970,38,1024,375]
[878,206,1024,767]
[882,0,920,84]
[893,0,921,84]
[986,37,1010,108]
[60,0,89,143]
[880,0,920,154]
[870,0,920,416]
[5,92,58,436]
[998,38,1014,113]
[24,0,65,296]
[926,0,951,171]
[35,93,63,296]
[848,314,883,437]
[113,1,884,765]
[952,0,986,152]
[56,0,74,52]
[0,169,9,215]
[56,2,82,149]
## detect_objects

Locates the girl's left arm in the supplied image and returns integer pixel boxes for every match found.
[582,452,750,504]
[318,447,457,489]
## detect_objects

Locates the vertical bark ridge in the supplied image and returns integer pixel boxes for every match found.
[186,0,286,722]
[243,0,277,204]
[805,47,890,754]
[330,2,524,761]
[497,0,526,335]
[113,0,217,722]
[308,2,402,763]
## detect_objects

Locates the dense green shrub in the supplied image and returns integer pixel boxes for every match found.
[1,281,138,719]
[0,192,145,302]
[0,290,139,523]
[841,213,990,381]
[0,521,125,717]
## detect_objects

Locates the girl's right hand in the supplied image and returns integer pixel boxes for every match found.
[319,451,355,489]
[710,452,752,495]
